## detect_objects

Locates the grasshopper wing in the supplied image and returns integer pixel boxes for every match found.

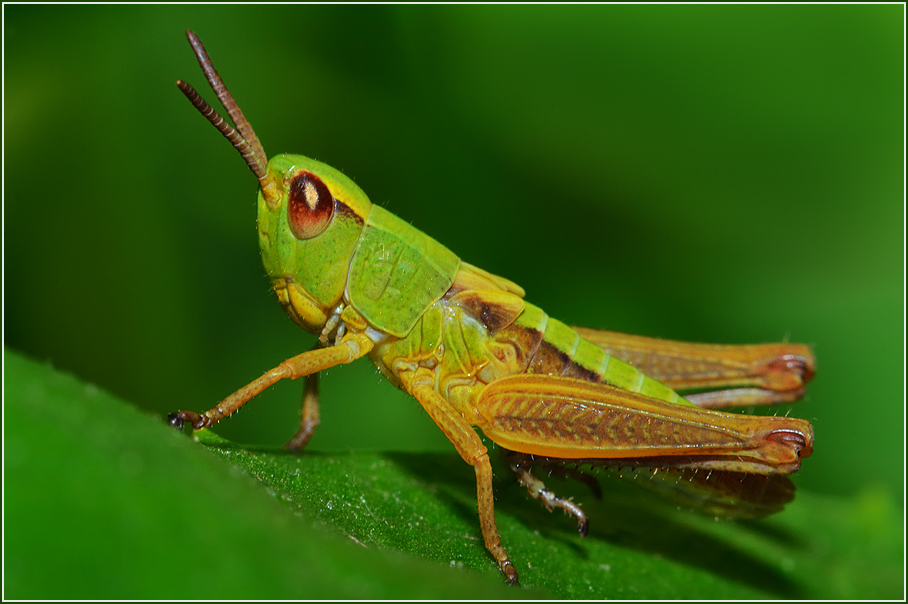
[571,328,815,408]
[506,448,797,519]
[475,374,813,476]
[625,466,796,518]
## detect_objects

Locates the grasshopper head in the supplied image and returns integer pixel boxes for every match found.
[177,31,371,334]
[257,154,371,333]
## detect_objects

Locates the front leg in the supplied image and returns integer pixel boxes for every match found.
[169,333,373,432]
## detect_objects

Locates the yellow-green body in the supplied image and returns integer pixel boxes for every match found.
[258,155,688,436]
[172,31,814,584]
[246,149,810,477]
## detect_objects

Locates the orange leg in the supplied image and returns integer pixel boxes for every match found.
[286,371,320,451]
[398,367,519,585]
[169,333,373,431]
[510,461,589,536]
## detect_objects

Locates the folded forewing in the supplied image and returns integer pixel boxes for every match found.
[475,374,812,475]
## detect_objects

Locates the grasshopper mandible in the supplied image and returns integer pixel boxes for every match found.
[169,31,815,585]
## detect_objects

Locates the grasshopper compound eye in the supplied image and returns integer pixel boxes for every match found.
[288,171,334,240]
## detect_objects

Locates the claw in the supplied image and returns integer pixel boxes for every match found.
[167,412,186,431]
[502,560,520,585]
[166,410,209,432]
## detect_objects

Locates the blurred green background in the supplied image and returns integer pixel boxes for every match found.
[5,0,903,539]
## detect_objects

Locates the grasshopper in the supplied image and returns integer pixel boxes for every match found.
[169,31,815,585]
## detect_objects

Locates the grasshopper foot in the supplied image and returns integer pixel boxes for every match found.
[167,410,210,432]
[502,559,520,585]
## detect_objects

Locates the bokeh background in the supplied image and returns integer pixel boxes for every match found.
[5,3,903,515]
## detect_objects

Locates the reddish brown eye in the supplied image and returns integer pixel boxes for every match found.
[287,171,335,239]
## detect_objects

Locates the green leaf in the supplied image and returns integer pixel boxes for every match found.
[4,348,902,598]
[4,348,524,599]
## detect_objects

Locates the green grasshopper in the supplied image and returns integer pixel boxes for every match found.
[169,31,815,585]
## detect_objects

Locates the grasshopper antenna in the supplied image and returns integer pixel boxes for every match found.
[176,30,281,206]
